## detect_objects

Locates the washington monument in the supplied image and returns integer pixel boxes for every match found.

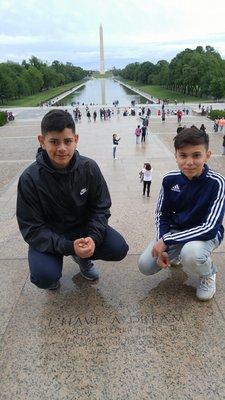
[99,24,105,74]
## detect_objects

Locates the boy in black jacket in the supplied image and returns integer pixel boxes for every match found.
[138,127,225,301]
[17,109,128,289]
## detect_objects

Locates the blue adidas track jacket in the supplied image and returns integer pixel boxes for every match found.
[156,164,225,245]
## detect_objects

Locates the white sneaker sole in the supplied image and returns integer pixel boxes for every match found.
[196,290,216,301]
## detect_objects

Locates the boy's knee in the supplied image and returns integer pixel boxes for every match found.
[138,254,157,276]
[113,240,129,261]
[180,242,204,263]
[30,270,60,289]
[138,256,150,275]
[180,242,208,274]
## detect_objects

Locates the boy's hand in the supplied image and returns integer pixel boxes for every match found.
[157,252,171,268]
[152,238,167,257]
[152,238,171,269]
[74,237,95,258]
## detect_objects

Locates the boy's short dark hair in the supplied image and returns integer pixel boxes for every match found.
[174,127,209,150]
[41,109,76,135]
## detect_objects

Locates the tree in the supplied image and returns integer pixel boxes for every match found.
[153,60,169,85]
[0,70,15,102]
[120,63,140,81]
[29,56,45,70]
[135,62,156,84]
[26,66,44,93]
[0,58,87,103]
[41,66,60,89]
[210,78,225,99]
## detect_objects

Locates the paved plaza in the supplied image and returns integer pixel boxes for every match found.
[0,105,225,399]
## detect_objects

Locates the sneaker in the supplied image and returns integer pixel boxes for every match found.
[113,157,117,160]
[47,280,60,290]
[196,274,216,301]
[72,256,99,281]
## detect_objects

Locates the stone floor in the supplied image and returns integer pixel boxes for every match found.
[0,105,225,399]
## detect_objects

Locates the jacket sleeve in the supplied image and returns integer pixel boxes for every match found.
[16,175,75,255]
[155,180,173,241]
[162,177,225,245]
[86,162,111,246]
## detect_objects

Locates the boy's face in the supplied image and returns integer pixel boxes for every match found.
[175,144,211,180]
[38,128,78,169]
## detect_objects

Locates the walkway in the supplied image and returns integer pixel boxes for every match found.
[0,106,225,399]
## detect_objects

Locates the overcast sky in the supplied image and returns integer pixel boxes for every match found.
[1,0,225,70]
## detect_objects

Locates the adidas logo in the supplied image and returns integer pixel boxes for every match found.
[80,188,87,195]
[171,184,180,192]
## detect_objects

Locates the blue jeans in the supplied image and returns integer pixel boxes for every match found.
[29,226,129,288]
[138,236,220,277]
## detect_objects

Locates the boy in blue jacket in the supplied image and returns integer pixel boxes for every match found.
[17,109,128,289]
[138,127,225,301]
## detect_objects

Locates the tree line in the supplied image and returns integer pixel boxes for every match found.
[113,46,225,99]
[0,56,87,103]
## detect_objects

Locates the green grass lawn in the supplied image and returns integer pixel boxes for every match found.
[2,81,84,107]
[120,79,212,103]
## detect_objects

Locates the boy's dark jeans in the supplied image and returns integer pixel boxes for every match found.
[28,226,129,289]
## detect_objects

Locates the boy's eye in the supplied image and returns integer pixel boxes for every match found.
[49,139,73,145]
[64,139,73,145]
[193,154,201,158]
[50,140,59,145]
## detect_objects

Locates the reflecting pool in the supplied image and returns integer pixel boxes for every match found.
[57,78,148,106]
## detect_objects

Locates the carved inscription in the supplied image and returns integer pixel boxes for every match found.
[45,309,184,342]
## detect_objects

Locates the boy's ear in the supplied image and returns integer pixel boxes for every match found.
[38,134,45,148]
[206,149,212,160]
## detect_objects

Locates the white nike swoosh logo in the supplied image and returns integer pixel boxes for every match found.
[80,188,87,195]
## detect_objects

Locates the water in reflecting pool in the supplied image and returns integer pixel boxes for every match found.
[57,78,147,106]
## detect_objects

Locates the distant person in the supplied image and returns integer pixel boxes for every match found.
[213,119,219,133]
[138,127,225,301]
[112,133,121,159]
[219,117,225,132]
[87,110,91,122]
[177,110,182,123]
[223,135,225,155]
[200,124,206,133]
[16,110,129,289]
[147,108,151,117]
[93,111,97,122]
[139,163,152,197]
[135,125,141,144]
[140,116,149,135]
[141,125,147,142]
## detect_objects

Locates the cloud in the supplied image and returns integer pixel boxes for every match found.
[0,0,225,68]
[0,34,49,45]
